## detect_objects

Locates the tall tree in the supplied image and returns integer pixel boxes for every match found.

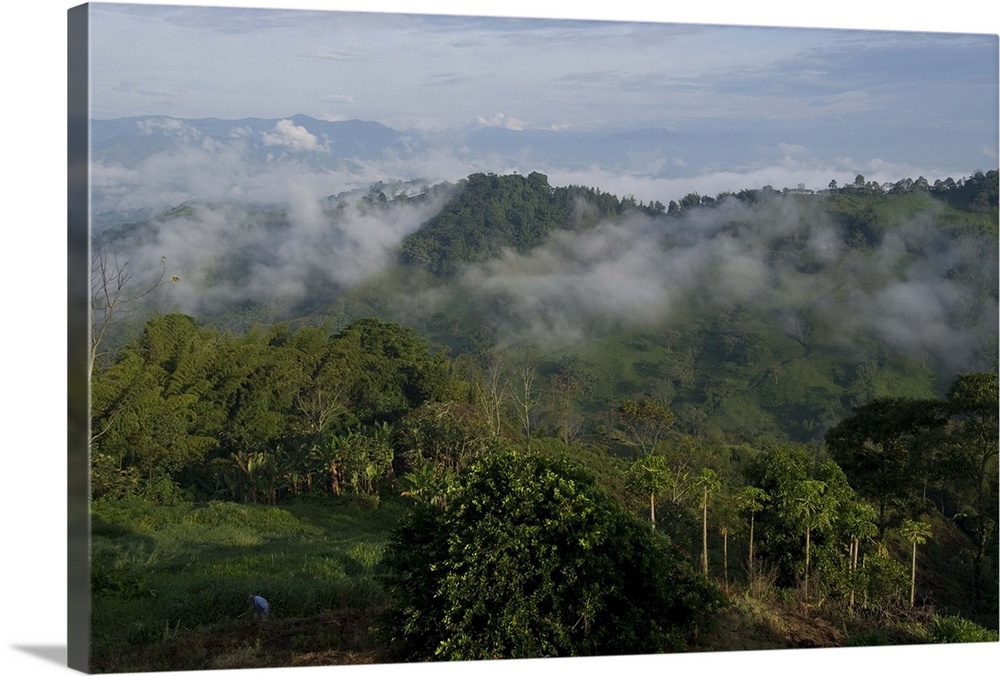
[468,347,510,438]
[737,486,769,577]
[900,519,933,608]
[286,324,354,437]
[547,356,593,445]
[626,454,673,529]
[331,317,451,425]
[619,398,676,527]
[936,372,999,614]
[841,501,878,610]
[825,397,946,534]
[90,347,217,491]
[697,468,722,577]
[617,398,675,455]
[786,478,834,598]
[745,445,854,593]
[507,347,541,450]
[395,400,499,479]
[90,247,174,375]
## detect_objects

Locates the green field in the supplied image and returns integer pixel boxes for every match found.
[90,492,405,672]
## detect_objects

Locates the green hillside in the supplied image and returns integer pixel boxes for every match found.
[88,169,999,669]
[92,170,998,447]
[324,171,998,446]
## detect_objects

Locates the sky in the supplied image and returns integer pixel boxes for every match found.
[87,2,998,185]
[81,0,1000,213]
[89,4,998,135]
[1,2,999,676]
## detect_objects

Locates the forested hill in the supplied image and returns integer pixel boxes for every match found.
[326,169,998,448]
[89,170,999,667]
[396,171,664,276]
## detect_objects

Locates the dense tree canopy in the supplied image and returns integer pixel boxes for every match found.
[825,397,947,533]
[378,449,722,660]
[90,315,451,502]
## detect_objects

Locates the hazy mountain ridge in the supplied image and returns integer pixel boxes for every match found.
[89,114,994,243]
[91,115,412,165]
[89,114,774,195]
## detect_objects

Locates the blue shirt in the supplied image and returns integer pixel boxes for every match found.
[251,596,269,614]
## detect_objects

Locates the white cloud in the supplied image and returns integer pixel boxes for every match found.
[261,119,328,152]
[475,112,526,131]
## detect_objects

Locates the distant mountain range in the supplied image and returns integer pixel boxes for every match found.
[88,113,795,234]
[90,114,765,176]
[91,115,411,168]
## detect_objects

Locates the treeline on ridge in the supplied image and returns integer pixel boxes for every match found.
[396,171,667,277]
[392,169,998,279]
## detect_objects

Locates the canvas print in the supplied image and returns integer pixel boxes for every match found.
[69,1,999,673]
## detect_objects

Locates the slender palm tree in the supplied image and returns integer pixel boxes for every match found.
[900,519,933,608]
[626,454,673,529]
[842,502,877,610]
[788,479,832,599]
[738,486,768,577]
[698,468,721,577]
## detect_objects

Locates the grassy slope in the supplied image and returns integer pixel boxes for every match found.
[90,492,996,672]
[89,494,406,672]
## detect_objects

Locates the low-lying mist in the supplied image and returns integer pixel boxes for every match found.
[91,123,997,379]
[102,187,455,321]
[397,195,997,377]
